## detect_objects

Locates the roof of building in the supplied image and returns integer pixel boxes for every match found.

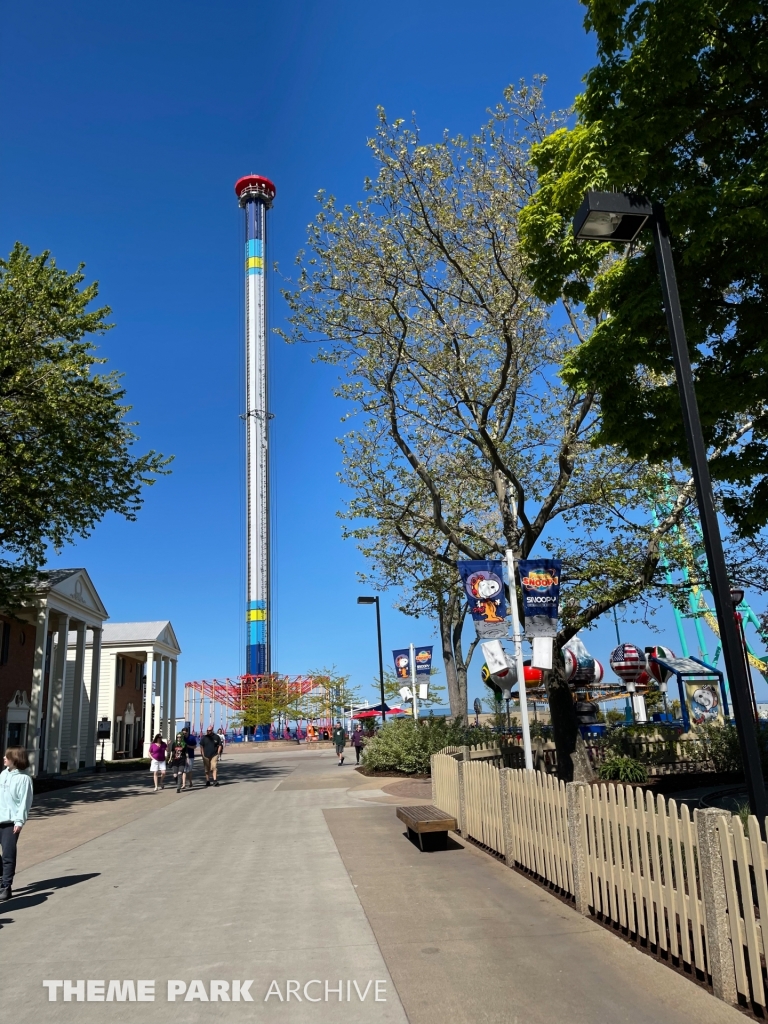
[35,568,84,591]
[67,620,180,653]
[101,622,172,643]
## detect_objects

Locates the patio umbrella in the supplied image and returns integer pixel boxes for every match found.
[352,706,408,719]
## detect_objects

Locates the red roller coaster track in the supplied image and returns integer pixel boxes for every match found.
[184,674,315,711]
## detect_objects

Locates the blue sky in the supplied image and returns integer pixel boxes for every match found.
[2,0,764,708]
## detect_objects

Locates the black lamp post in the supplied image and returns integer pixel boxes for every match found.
[357,596,387,726]
[573,191,768,826]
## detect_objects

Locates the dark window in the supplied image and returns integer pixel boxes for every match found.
[116,656,127,688]
[0,622,10,665]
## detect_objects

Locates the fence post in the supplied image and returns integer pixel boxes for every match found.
[499,768,514,868]
[566,781,590,916]
[461,745,470,761]
[696,808,738,1005]
[457,760,466,835]
[430,754,437,806]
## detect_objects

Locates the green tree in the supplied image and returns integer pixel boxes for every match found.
[0,244,171,604]
[518,2,768,538]
[305,667,360,724]
[281,86,719,779]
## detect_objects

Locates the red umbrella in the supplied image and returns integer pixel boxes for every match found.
[352,707,407,719]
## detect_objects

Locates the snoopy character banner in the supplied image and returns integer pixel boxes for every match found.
[517,558,562,637]
[457,560,508,639]
[392,647,433,679]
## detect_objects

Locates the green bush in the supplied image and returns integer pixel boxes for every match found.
[598,754,648,784]
[361,717,493,775]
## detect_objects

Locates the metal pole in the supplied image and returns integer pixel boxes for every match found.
[505,548,533,771]
[409,642,418,721]
[374,598,386,727]
[652,204,768,825]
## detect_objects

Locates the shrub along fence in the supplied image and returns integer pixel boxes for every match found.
[431,749,768,1013]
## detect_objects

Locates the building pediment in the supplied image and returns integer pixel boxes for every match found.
[47,569,108,621]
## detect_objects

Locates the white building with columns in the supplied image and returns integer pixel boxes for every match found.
[3,568,109,777]
[80,622,181,760]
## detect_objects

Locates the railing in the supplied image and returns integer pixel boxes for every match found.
[578,784,707,975]
[463,760,504,855]
[429,746,757,1009]
[502,732,711,776]
[717,811,768,1010]
[431,753,461,823]
[504,768,572,893]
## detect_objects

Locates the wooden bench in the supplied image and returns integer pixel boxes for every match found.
[396,804,457,851]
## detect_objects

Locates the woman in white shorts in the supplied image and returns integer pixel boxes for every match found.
[148,733,168,792]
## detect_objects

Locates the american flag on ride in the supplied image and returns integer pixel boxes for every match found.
[610,643,643,681]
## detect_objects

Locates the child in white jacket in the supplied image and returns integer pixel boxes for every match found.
[0,747,33,901]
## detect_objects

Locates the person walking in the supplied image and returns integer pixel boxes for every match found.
[169,732,189,792]
[183,728,197,788]
[332,721,346,766]
[201,727,223,787]
[149,733,168,791]
[351,723,365,764]
[306,723,317,747]
[0,747,33,901]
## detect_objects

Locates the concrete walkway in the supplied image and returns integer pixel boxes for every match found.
[0,748,746,1024]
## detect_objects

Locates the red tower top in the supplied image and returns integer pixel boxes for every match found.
[235,174,276,207]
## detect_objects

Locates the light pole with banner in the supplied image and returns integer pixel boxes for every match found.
[573,191,768,826]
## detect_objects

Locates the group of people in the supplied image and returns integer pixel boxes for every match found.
[148,726,224,793]
[327,722,366,765]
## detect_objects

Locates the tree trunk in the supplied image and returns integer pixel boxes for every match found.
[545,660,595,783]
[438,594,468,721]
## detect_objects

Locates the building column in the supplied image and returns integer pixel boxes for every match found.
[44,612,70,774]
[67,620,87,771]
[28,605,50,777]
[143,650,155,757]
[170,659,178,739]
[85,627,103,767]
[161,656,170,739]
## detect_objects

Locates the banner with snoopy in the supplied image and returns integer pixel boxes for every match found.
[685,679,725,731]
[457,560,508,639]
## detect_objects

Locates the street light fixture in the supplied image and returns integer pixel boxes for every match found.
[574,191,768,826]
[357,596,387,727]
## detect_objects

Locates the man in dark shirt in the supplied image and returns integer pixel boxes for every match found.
[182,728,197,788]
[200,727,223,787]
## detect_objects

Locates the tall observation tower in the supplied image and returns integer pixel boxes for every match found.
[235,173,276,677]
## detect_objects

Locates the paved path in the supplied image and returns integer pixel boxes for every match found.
[0,749,745,1024]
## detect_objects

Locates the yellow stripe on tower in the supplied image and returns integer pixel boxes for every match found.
[246,256,263,270]
[247,609,266,621]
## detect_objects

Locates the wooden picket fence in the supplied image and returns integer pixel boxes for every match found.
[717,812,768,1010]
[578,784,708,976]
[431,745,768,1010]
[504,768,573,894]
[431,752,461,823]
[463,759,505,855]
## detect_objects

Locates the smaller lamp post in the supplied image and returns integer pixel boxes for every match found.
[357,596,387,727]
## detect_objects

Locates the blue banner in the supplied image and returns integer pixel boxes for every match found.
[457,560,508,639]
[393,649,411,679]
[414,646,433,677]
[518,558,561,637]
[392,647,433,679]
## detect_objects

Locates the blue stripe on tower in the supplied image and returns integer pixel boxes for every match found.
[247,644,266,675]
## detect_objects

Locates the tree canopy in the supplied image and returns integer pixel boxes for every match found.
[278,85,756,777]
[519,0,768,537]
[0,243,171,604]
